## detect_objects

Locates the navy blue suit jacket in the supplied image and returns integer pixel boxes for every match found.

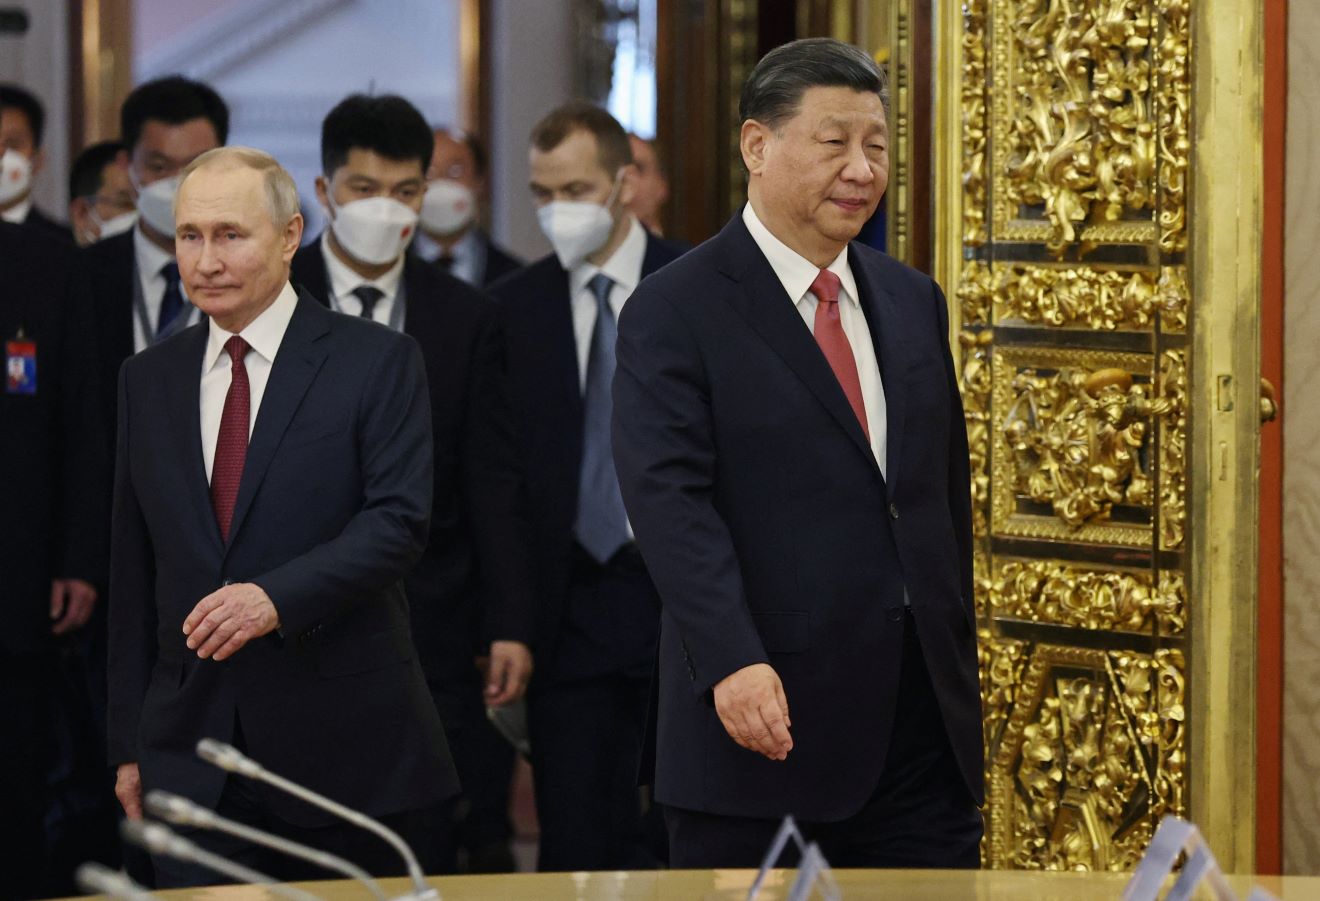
[612,212,984,821]
[107,292,457,827]
[291,239,536,687]
[489,232,685,676]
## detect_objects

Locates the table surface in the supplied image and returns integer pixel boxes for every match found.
[67,868,1320,900]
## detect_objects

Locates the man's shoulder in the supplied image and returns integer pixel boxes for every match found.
[80,230,135,280]
[848,241,935,291]
[487,253,565,305]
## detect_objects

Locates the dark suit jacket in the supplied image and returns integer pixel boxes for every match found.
[80,229,137,453]
[480,233,521,287]
[612,212,984,822]
[291,240,535,694]
[0,223,107,655]
[107,292,457,826]
[23,205,74,244]
[488,232,685,677]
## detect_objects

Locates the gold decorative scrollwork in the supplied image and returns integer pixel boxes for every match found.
[1155,0,1190,254]
[994,266,1160,331]
[989,558,1184,635]
[962,0,989,248]
[958,259,994,327]
[992,348,1156,544]
[1157,349,1187,550]
[960,326,994,539]
[988,644,1186,871]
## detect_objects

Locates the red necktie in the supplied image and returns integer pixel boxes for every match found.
[810,269,870,441]
[211,336,251,541]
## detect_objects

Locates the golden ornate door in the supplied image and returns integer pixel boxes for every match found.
[931,0,1264,871]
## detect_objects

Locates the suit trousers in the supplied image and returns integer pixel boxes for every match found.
[664,609,984,869]
[529,545,661,872]
[151,718,455,888]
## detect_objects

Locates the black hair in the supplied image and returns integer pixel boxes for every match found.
[120,76,229,151]
[738,38,888,129]
[0,83,46,148]
[69,140,124,200]
[321,94,433,176]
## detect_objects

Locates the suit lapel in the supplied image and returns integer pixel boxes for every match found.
[162,324,224,553]
[715,217,878,474]
[223,293,330,552]
[851,251,910,493]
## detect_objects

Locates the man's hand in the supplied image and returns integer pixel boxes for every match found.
[50,578,98,635]
[115,763,143,820]
[183,583,280,661]
[713,663,793,761]
[477,640,534,706]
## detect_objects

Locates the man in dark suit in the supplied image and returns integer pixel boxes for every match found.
[68,140,137,248]
[81,76,228,449]
[414,127,522,287]
[291,93,535,873]
[0,84,72,242]
[612,38,985,869]
[108,147,458,887]
[0,223,107,899]
[489,102,685,871]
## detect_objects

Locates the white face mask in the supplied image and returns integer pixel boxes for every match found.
[419,179,476,236]
[90,208,139,241]
[536,172,623,270]
[327,195,419,266]
[132,172,182,238]
[0,149,33,205]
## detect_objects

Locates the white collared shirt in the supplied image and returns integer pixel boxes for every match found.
[200,281,299,481]
[321,232,405,326]
[570,214,647,392]
[133,225,199,353]
[413,228,481,286]
[742,203,889,476]
[1,196,31,224]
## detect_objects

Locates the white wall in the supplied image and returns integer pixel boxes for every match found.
[487,0,576,261]
[0,0,71,221]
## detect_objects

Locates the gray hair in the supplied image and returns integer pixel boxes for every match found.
[739,38,889,130]
[176,146,300,227]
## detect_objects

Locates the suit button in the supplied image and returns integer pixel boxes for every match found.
[889,502,900,520]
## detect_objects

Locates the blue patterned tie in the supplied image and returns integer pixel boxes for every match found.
[574,273,631,563]
[157,261,184,338]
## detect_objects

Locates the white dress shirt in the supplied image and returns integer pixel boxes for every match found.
[321,232,405,325]
[742,203,889,476]
[200,281,299,480]
[1,196,31,224]
[133,225,200,353]
[413,228,481,286]
[570,215,647,391]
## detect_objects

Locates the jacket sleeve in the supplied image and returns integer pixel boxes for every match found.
[461,301,538,649]
[106,360,157,767]
[255,334,434,637]
[612,283,767,695]
[934,279,976,618]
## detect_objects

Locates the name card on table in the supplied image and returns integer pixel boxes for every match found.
[1123,816,1279,901]
[747,816,840,901]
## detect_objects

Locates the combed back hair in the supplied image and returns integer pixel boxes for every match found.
[739,38,889,130]
[121,76,229,152]
[69,140,124,200]
[321,94,433,176]
[176,146,300,227]
[0,83,46,147]
[530,102,633,175]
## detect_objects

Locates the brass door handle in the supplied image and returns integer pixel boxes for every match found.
[1260,377,1278,424]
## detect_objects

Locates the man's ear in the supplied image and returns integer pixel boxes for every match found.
[282,212,304,261]
[740,119,772,177]
[30,147,46,178]
[314,175,331,214]
[617,163,640,209]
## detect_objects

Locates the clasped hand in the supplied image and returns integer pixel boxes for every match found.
[713,663,793,761]
[182,582,280,661]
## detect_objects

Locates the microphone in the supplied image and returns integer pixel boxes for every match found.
[120,820,321,901]
[145,790,387,901]
[196,738,439,901]
[74,863,156,901]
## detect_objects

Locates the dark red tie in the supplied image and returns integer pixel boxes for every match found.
[810,269,870,441]
[211,336,251,541]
